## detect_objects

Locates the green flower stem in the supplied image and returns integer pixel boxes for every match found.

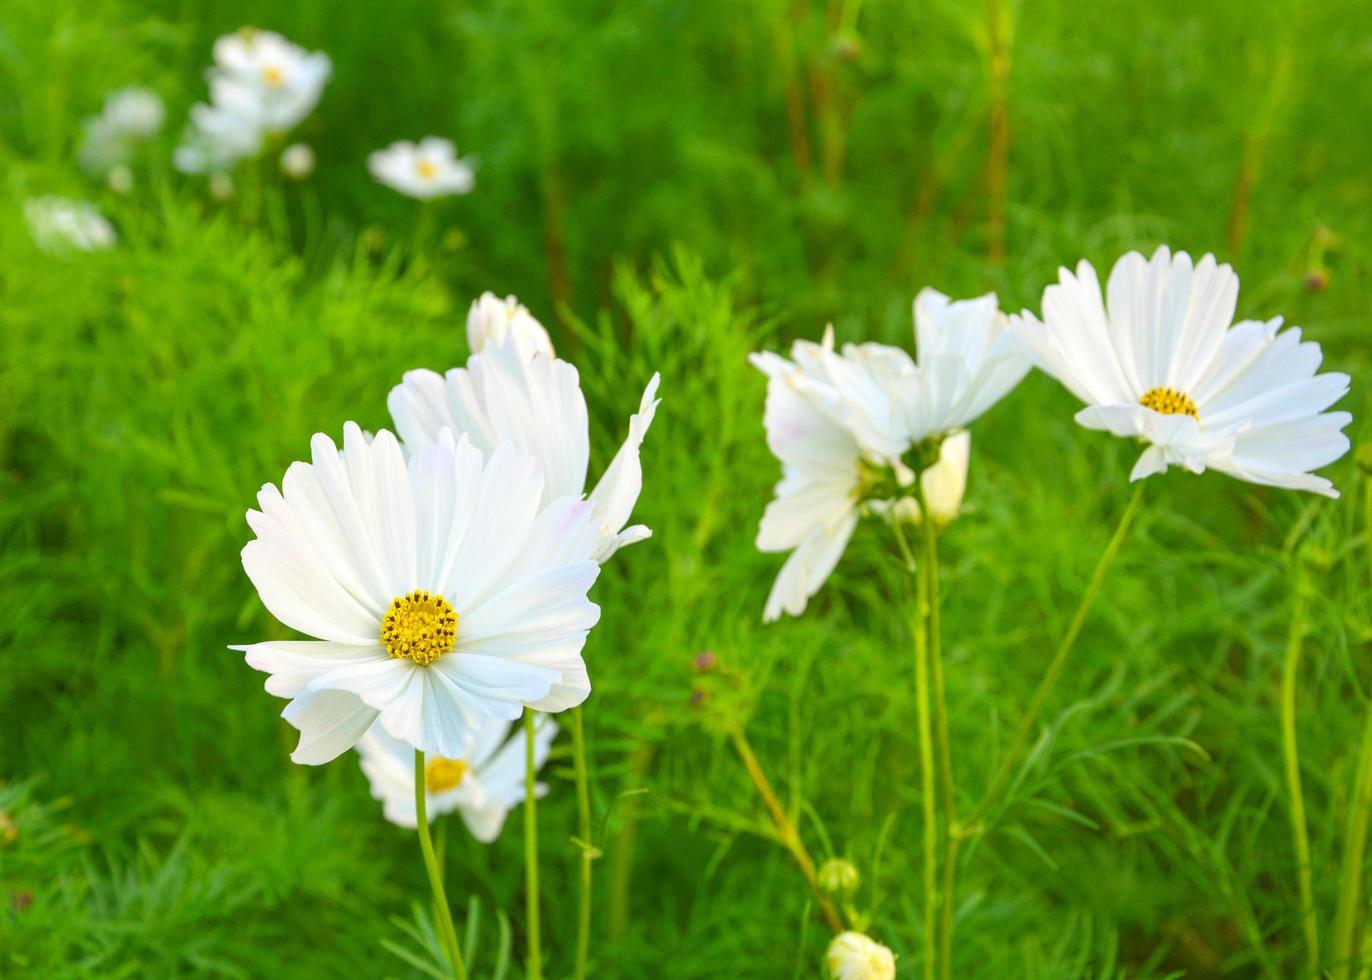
[571,706,594,980]
[913,539,939,980]
[1332,699,1372,979]
[414,751,467,980]
[962,481,1145,833]
[1282,576,1320,976]
[524,709,544,980]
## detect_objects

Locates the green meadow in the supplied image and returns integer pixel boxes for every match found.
[2,0,1371,976]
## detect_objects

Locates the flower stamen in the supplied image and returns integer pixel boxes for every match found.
[424,757,469,793]
[1140,386,1199,420]
[415,159,439,180]
[381,590,457,666]
[261,64,284,86]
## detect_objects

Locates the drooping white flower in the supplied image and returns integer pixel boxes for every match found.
[79,87,165,173]
[280,142,315,179]
[25,197,115,253]
[234,424,602,765]
[825,932,897,980]
[369,138,475,199]
[869,429,970,527]
[388,298,659,563]
[357,714,557,841]
[467,292,554,358]
[174,101,263,175]
[1013,246,1352,496]
[209,28,332,134]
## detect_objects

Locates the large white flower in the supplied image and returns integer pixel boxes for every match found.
[825,931,896,980]
[210,28,332,134]
[388,303,659,563]
[234,424,602,765]
[467,292,554,359]
[25,198,115,253]
[1013,246,1352,495]
[357,714,557,841]
[369,138,475,200]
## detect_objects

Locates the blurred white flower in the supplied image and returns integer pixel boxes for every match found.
[389,295,660,563]
[234,424,603,765]
[356,714,557,841]
[78,86,165,173]
[467,292,555,358]
[1013,246,1352,495]
[174,101,262,174]
[825,932,896,980]
[280,142,315,179]
[869,429,970,527]
[25,197,115,253]
[369,138,475,199]
[210,28,332,134]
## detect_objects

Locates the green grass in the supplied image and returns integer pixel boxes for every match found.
[2,0,1372,976]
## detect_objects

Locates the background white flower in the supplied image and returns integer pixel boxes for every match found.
[209,28,332,134]
[25,197,116,253]
[467,292,555,358]
[280,142,315,180]
[357,714,557,841]
[825,931,897,980]
[1014,246,1352,495]
[369,138,475,199]
[174,101,263,175]
[234,424,602,765]
[79,86,165,173]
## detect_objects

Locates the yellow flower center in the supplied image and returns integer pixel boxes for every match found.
[424,757,470,793]
[262,64,284,86]
[1139,386,1199,420]
[381,590,457,666]
[415,159,439,180]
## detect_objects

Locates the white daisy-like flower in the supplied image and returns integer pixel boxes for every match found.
[467,292,555,359]
[369,138,475,200]
[1013,246,1352,496]
[357,714,557,841]
[280,142,315,180]
[209,28,332,134]
[174,101,262,174]
[233,424,602,765]
[388,302,660,563]
[869,429,970,527]
[79,87,165,173]
[825,931,897,980]
[24,197,115,253]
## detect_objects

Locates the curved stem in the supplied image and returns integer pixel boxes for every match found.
[571,706,594,980]
[524,709,544,980]
[963,481,1145,832]
[414,751,467,980]
[914,538,938,980]
[1282,579,1319,975]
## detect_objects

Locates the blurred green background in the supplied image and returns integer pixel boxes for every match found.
[2,0,1371,976]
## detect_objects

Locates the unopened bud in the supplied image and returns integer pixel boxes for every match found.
[818,857,860,898]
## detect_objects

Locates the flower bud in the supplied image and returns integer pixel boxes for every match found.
[467,292,554,358]
[692,650,718,672]
[107,164,134,195]
[280,142,315,180]
[818,857,860,898]
[825,931,896,980]
[209,173,235,203]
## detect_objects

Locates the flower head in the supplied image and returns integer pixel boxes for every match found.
[25,198,115,253]
[467,292,554,359]
[79,87,165,173]
[1013,246,1352,496]
[174,101,263,175]
[357,714,557,841]
[234,424,602,765]
[825,932,896,980]
[280,142,315,179]
[869,429,970,527]
[369,138,475,200]
[210,28,332,134]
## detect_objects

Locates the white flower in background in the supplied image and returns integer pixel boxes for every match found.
[369,138,475,199]
[467,292,554,358]
[825,932,897,980]
[78,86,165,173]
[357,714,557,841]
[210,28,332,134]
[25,197,115,253]
[233,424,602,765]
[388,296,659,563]
[174,101,262,174]
[869,429,970,526]
[280,142,315,180]
[1013,246,1352,496]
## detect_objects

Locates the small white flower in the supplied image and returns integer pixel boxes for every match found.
[467,292,555,359]
[1013,246,1352,495]
[869,429,970,526]
[825,931,897,980]
[369,138,475,199]
[174,101,262,174]
[210,28,332,134]
[78,87,164,173]
[25,197,115,253]
[357,714,557,841]
[280,142,315,179]
[234,424,603,765]
[389,297,659,563]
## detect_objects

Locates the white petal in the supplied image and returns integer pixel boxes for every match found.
[282,689,378,765]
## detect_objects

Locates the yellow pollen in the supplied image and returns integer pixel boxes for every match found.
[424,757,469,793]
[415,159,439,180]
[261,64,284,86]
[1139,386,1199,420]
[381,590,457,666]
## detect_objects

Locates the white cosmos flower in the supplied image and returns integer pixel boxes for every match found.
[234,424,602,765]
[467,292,555,359]
[388,303,660,563]
[25,197,115,253]
[174,101,263,174]
[1013,246,1352,496]
[280,142,315,179]
[369,138,475,199]
[79,87,165,173]
[209,28,332,134]
[825,932,897,980]
[357,714,557,841]
[869,429,970,526]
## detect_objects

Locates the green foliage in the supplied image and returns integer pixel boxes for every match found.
[1,0,1371,976]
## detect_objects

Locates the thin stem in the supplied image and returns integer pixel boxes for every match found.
[913,537,938,980]
[963,481,1145,832]
[571,706,594,980]
[1333,699,1372,979]
[1282,577,1320,976]
[728,725,844,933]
[524,709,544,980]
[414,751,467,980]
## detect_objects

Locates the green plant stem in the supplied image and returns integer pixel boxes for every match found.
[571,706,594,980]
[1333,699,1372,979]
[524,709,544,980]
[1282,578,1320,976]
[414,751,467,980]
[963,481,1145,833]
[912,524,939,980]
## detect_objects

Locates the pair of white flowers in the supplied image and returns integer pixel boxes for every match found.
[25,197,116,254]
[176,28,331,175]
[79,87,165,189]
[236,293,659,835]
[756,247,1352,620]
